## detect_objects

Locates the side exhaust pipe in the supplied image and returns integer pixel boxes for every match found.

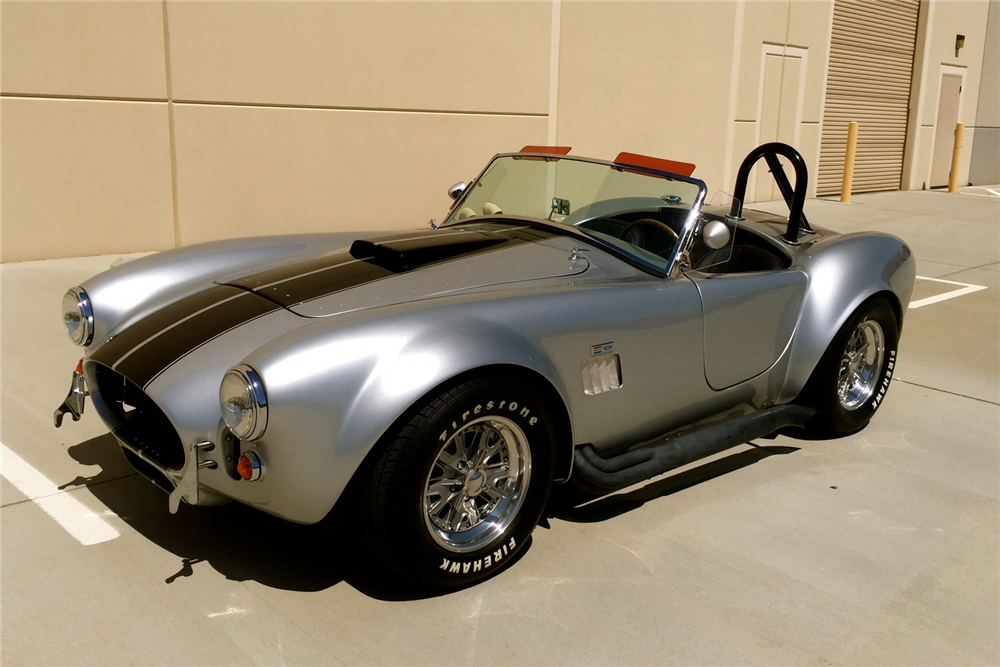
[573,404,817,491]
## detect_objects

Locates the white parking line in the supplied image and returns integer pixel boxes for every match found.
[958,187,1000,197]
[1,443,119,545]
[910,275,989,309]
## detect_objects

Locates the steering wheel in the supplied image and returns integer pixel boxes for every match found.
[621,218,679,254]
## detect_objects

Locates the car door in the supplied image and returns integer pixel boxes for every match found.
[685,268,807,390]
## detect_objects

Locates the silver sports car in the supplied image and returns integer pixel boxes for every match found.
[56,143,915,588]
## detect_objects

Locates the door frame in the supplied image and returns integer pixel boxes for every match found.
[750,43,809,201]
[928,64,966,187]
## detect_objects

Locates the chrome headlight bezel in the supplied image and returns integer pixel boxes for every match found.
[220,364,268,441]
[62,287,94,346]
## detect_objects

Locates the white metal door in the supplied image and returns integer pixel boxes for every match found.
[930,74,963,187]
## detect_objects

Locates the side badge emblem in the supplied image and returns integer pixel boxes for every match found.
[590,341,613,356]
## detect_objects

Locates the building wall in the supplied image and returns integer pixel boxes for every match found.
[969,0,999,185]
[1,0,995,262]
[902,0,993,190]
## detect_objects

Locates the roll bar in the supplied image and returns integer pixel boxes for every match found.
[730,142,813,243]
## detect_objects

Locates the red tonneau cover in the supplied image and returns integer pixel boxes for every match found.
[519,145,572,155]
[614,151,696,177]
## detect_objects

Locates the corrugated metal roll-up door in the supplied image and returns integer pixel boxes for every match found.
[818,0,920,195]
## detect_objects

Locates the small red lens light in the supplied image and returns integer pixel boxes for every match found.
[237,454,254,480]
[75,359,85,374]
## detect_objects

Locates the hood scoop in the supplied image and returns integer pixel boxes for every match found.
[348,233,507,273]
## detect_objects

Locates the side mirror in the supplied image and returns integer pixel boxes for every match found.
[702,220,731,250]
[447,182,467,201]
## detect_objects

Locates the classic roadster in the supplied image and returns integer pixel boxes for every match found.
[56,143,914,587]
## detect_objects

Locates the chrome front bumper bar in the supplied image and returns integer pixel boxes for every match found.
[53,365,88,428]
[112,431,216,514]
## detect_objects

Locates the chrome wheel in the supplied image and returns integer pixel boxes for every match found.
[423,416,531,553]
[837,318,885,410]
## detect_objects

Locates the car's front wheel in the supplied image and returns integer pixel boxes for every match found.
[798,296,900,436]
[359,375,556,588]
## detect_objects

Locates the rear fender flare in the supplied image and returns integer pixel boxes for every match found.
[776,234,914,402]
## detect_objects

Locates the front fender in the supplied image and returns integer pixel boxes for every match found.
[244,298,572,523]
[776,232,915,402]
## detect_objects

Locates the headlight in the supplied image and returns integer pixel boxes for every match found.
[61,288,94,346]
[220,365,268,441]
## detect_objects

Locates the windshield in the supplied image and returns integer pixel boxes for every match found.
[443,154,706,273]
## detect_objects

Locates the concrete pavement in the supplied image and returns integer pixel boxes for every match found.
[2,185,998,665]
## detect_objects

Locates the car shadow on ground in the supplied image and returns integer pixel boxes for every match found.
[64,434,794,599]
[549,443,800,523]
[61,433,525,601]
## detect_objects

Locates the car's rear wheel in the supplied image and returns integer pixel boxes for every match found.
[360,375,556,588]
[798,296,899,436]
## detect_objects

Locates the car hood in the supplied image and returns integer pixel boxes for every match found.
[221,224,590,318]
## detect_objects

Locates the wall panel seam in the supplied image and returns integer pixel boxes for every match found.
[0,93,549,118]
[162,0,181,249]
[169,100,548,117]
[547,0,561,144]
[0,93,167,104]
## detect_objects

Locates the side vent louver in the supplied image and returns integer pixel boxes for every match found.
[582,354,622,395]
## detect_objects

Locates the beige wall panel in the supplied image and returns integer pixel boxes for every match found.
[166,1,550,114]
[1,1,166,99]
[172,105,547,245]
[755,54,786,201]
[915,1,990,127]
[903,1,989,189]
[556,2,735,193]
[787,0,834,123]
[907,124,936,191]
[734,1,790,122]
[1,98,175,263]
[797,122,822,198]
[731,121,759,201]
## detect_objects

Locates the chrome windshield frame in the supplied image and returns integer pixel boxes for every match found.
[443,152,709,278]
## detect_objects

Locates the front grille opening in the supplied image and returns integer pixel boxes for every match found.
[121,450,173,494]
[94,364,184,470]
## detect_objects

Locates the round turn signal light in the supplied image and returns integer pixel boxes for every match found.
[237,451,262,481]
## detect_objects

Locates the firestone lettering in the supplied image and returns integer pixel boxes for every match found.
[438,398,541,446]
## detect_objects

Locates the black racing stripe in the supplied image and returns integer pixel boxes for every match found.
[90,286,239,370]
[90,285,280,388]
[225,229,486,293]
[226,225,556,308]
[246,252,394,305]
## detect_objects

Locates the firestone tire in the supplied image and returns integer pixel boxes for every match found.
[799,296,899,437]
[359,376,556,589]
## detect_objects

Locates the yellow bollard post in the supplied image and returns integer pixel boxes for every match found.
[840,121,859,203]
[947,122,965,193]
